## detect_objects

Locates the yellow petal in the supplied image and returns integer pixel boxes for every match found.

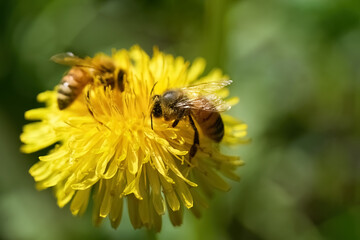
[70,188,91,216]
[175,177,193,209]
[160,175,180,211]
[187,58,206,83]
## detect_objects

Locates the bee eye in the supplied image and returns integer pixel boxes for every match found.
[152,100,162,118]
[163,90,180,108]
[163,91,176,102]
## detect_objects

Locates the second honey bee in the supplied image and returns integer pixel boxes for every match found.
[151,80,232,158]
[51,52,126,110]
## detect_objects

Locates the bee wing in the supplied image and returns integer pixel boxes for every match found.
[203,94,232,112]
[180,79,232,96]
[175,79,232,112]
[51,52,94,68]
[175,95,231,112]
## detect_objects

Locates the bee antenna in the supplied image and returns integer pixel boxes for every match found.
[150,82,159,130]
[150,82,158,96]
[151,113,154,130]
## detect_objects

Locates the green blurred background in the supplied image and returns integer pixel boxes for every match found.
[1,0,360,239]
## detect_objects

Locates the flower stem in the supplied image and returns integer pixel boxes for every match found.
[147,229,158,240]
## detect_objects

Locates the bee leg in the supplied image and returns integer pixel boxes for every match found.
[86,89,96,117]
[188,115,199,159]
[117,69,125,92]
[172,108,186,128]
[172,119,180,128]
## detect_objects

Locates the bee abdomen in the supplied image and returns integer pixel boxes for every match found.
[57,67,90,110]
[192,110,224,142]
[207,113,224,142]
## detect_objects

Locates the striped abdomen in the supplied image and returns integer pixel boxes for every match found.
[57,67,91,110]
[191,99,224,142]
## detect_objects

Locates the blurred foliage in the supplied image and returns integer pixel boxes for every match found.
[1,0,360,239]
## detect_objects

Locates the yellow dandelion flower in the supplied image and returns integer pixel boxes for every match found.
[20,45,248,232]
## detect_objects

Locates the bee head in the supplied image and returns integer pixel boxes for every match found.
[151,94,162,130]
[150,89,183,129]
[152,95,162,118]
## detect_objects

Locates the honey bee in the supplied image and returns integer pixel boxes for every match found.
[51,52,125,110]
[151,80,232,158]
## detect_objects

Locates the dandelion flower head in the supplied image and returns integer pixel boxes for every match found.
[20,45,248,231]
